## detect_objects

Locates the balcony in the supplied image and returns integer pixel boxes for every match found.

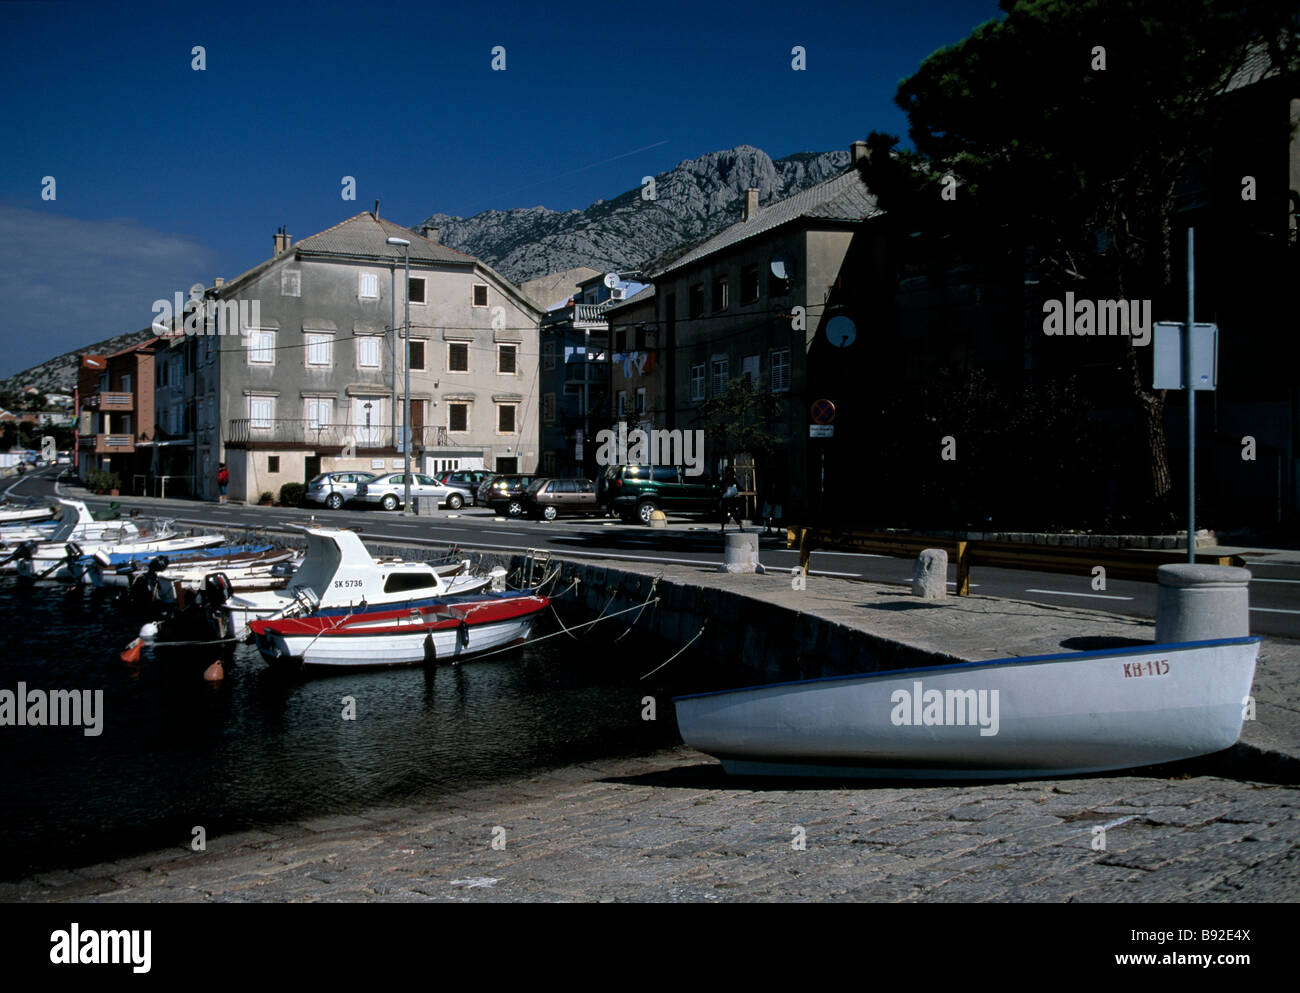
[79,433,135,453]
[226,419,450,451]
[83,392,133,411]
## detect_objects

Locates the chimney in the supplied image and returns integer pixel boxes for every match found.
[272,226,291,254]
[213,277,224,288]
[850,140,869,165]
[743,188,759,222]
[420,223,440,243]
[373,199,380,220]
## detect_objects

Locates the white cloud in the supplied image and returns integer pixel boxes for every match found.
[0,205,221,378]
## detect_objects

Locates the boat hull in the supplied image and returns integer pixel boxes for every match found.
[673,637,1261,779]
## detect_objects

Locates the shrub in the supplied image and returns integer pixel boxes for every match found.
[258,491,274,504]
[279,482,306,507]
[85,469,121,492]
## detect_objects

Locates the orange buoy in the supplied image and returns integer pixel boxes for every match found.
[203,661,224,682]
[120,638,142,663]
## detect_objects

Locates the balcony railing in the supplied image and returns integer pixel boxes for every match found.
[573,303,612,328]
[227,419,451,449]
[78,433,135,453]
[84,392,133,410]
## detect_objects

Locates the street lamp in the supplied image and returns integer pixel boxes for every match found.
[386,236,412,514]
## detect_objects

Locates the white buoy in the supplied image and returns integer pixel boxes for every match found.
[139,621,159,639]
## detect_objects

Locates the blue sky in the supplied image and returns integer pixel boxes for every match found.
[0,0,1003,378]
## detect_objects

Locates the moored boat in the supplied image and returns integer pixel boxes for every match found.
[249,591,549,668]
[0,500,137,549]
[0,503,59,525]
[673,636,1261,779]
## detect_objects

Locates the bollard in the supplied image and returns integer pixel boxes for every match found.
[719,530,765,574]
[1155,564,1251,643]
[649,509,667,529]
[912,548,947,599]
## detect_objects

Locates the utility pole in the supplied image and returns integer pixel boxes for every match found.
[1185,228,1195,563]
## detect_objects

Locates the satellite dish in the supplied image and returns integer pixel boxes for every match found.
[826,315,857,348]
[770,255,793,281]
[603,272,620,289]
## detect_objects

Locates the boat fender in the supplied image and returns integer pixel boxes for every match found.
[139,622,160,639]
[423,632,437,663]
[203,661,224,682]
[458,618,470,648]
[120,637,142,663]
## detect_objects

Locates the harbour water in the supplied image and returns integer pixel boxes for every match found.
[0,578,681,881]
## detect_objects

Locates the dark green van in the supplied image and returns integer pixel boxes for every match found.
[599,464,720,525]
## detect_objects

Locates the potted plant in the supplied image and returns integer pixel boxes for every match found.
[258,491,274,506]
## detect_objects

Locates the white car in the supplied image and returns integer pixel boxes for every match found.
[355,473,462,511]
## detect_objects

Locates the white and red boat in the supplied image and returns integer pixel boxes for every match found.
[248,591,549,669]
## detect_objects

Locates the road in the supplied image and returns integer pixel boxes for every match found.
[8,468,1300,637]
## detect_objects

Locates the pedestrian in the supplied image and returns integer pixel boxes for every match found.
[761,481,783,535]
[719,466,742,531]
[217,462,229,504]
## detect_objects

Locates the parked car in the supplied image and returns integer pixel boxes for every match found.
[599,464,721,525]
[356,473,462,511]
[303,471,377,510]
[437,469,493,506]
[482,474,540,517]
[522,477,602,521]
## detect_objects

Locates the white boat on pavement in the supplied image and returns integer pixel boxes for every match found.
[674,636,1261,779]
[214,526,497,639]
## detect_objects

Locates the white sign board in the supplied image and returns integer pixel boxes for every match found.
[809,424,834,438]
[1154,322,1218,391]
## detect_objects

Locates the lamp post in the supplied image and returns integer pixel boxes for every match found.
[386,236,412,513]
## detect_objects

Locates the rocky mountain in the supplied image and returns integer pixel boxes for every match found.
[415,145,851,285]
[0,328,156,397]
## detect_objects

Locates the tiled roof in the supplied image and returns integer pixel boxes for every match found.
[653,168,881,276]
[292,212,473,264]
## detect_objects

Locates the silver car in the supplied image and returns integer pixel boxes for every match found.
[356,473,462,511]
[304,471,377,510]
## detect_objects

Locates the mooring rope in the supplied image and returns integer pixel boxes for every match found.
[461,596,663,662]
[614,575,661,642]
[640,619,707,681]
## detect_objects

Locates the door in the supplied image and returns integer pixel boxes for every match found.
[408,400,424,450]
[353,397,382,446]
[305,455,321,484]
[496,456,518,473]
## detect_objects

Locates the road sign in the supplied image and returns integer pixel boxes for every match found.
[809,425,834,438]
[810,399,836,425]
[1154,322,1217,391]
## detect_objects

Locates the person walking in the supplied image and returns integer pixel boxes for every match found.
[216,462,229,504]
[719,465,742,531]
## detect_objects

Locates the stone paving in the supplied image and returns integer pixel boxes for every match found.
[6,747,1296,903]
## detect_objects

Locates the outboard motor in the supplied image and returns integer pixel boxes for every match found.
[148,556,169,574]
[203,572,233,606]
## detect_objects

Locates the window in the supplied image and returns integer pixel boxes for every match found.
[409,340,426,371]
[542,393,555,423]
[357,337,381,369]
[249,330,275,365]
[617,391,627,416]
[384,573,437,594]
[690,364,706,401]
[281,270,301,297]
[688,284,705,318]
[248,395,274,428]
[448,403,468,432]
[497,404,516,433]
[448,342,469,372]
[741,264,760,304]
[268,455,280,473]
[359,273,379,299]
[710,356,729,396]
[769,258,792,297]
[742,354,759,385]
[770,347,791,392]
[304,397,332,428]
[652,466,679,483]
[614,329,627,352]
[306,333,332,367]
[711,275,728,312]
[472,284,489,307]
[542,341,555,370]
[408,277,425,303]
[635,387,646,414]
[498,344,517,374]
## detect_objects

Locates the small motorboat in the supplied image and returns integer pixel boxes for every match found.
[673,636,1261,779]
[249,591,549,668]
[13,528,228,582]
[0,500,134,548]
[79,543,294,588]
[0,502,59,526]
[215,526,498,639]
